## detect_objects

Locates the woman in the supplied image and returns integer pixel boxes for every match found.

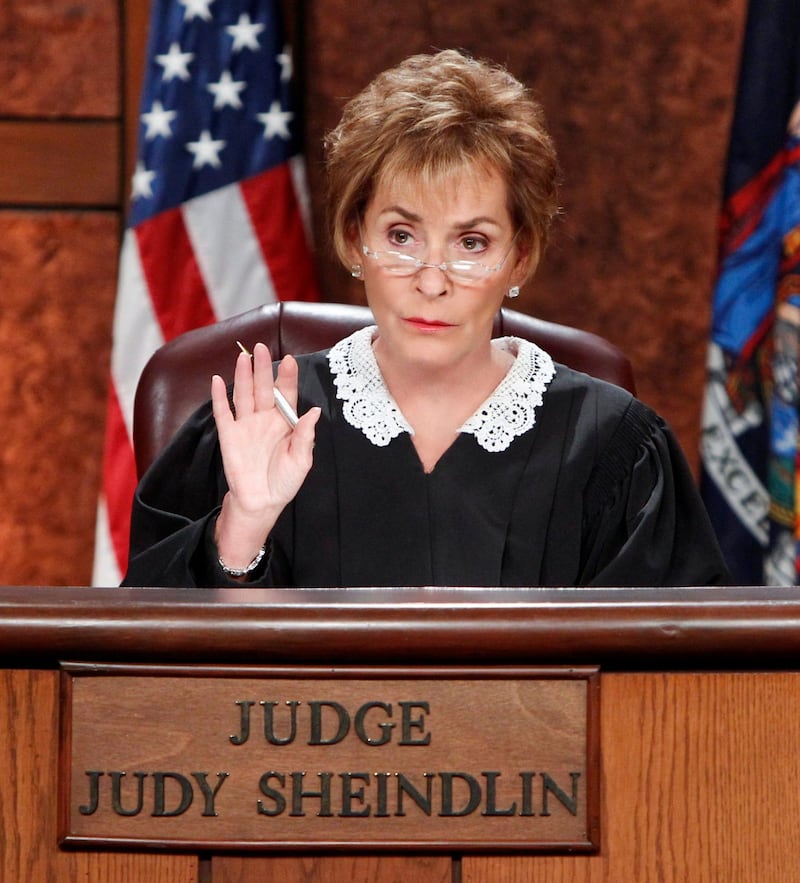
[123,50,729,588]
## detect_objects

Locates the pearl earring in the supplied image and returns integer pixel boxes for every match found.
[508,285,520,299]
[351,264,363,279]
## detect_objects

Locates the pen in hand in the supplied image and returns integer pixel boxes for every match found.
[236,341,300,428]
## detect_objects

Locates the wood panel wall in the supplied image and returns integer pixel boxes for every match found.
[0,0,748,587]
[0,1,123,588]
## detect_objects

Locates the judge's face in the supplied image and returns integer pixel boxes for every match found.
[351,162,532,377]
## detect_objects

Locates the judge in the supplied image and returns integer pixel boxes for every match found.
[123,49,729,588]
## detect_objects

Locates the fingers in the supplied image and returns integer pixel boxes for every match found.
[232,349,255,418]
[218,343,309,431]
[211,374,233,429]
[286,406,321,467]
[294,405,321,440]
[275,352,300,410]
[252,343,276,412]
[233,342,279,417]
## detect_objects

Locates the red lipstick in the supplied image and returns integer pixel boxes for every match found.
[404,317,454,331]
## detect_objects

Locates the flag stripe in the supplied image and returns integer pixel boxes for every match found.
[91,496,117,586]
[241,164,319,302]
[182,181,278,318]
[111,230,166,437]
[137,208,217,340]
[100,386,138,574]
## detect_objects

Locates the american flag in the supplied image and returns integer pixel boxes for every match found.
[92,0,320,585]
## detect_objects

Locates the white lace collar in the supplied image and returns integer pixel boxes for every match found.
[327,325,556,452]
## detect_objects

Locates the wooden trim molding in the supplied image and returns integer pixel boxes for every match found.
[0,121,119,206]
[0,585,797,668]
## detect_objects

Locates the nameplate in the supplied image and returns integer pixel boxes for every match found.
[59,664,599,852]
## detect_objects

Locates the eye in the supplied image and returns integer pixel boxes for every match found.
[459,234,489,254]
[387,228,416,249]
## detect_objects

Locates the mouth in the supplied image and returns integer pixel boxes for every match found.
[404,317,455,331]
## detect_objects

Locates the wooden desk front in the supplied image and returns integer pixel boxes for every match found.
[1,585,798,882]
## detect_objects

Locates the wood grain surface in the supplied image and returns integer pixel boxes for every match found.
[4,663,800,880]
[0,669,197,882]
[465,672,800,882]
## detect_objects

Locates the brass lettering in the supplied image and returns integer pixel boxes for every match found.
[373,771,391,817]
[481,771,517,816]
[111,771,147,816]
[399,702,431,745]
[290,771,334,817]
[354,702,395,745]
[438,772,481,817]
[519,771,536,816]
[230,700,254,745]
[308,702,350,746]
[191,771,229,817]
[257,772,286,816]
[339,772,371,817]
[261,700,300,745]
[78,770,103,815]
[396,772,434,816]
[151,772,194,817]
[540,772,580,817]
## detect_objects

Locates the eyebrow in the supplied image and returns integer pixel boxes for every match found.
[377,205,502,230]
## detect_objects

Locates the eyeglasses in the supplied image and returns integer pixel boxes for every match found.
[360,230,519,284]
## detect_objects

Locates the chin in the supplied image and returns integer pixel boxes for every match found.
[397,336,484,374]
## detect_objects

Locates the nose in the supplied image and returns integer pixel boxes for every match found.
[415,264,449,298]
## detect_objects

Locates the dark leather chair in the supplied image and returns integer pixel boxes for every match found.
[133,301,635,478]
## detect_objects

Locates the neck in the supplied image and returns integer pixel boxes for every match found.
[373,338,514,427]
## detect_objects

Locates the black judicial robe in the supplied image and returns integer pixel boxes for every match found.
[123,351,730,588]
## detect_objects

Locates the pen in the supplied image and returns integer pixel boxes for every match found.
[236,341,300,428]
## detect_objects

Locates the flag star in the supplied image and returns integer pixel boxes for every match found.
[226,13,266,52]
[207,70,247,110]
[276,45,292,82]
[141,100,177,140]
[131,161,156,199]
[179,0,214,21]
[186,130,226,168]
[155,42,194,82]
[257,101,293,140]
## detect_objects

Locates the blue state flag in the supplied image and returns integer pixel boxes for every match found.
[700,0,800,584]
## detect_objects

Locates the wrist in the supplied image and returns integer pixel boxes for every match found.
[214,493,278,573]
[218,543,267,577]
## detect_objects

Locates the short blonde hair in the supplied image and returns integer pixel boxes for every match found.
[324,49,560,277]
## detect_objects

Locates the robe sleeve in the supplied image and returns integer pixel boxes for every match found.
[578,399,731,587]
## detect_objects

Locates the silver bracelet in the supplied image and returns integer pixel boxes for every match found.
[218,544,267,577]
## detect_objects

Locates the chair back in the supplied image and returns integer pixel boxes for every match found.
[133,301,635,478]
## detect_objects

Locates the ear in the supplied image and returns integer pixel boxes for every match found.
[344,220,363,266]
[510,236,540,285]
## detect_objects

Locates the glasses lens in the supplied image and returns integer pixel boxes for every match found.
[447,261,488,281]
[379,252,420,275]
[363,244,500,282]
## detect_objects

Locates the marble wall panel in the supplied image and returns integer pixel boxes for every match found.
[0,0,119,116]
[0,212,119,586]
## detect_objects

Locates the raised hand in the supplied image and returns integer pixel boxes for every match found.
[211,342,320,574]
